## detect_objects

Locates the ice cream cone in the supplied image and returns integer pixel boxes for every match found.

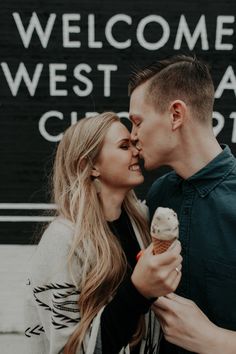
[151,207,179,255]
[152,237,175,254]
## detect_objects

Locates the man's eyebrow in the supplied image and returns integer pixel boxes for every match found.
[129,114,142,122]
[129,114,134,121]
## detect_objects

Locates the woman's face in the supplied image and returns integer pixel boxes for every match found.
[94,121,144,191]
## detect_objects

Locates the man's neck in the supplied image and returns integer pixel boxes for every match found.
[171,136,222,180]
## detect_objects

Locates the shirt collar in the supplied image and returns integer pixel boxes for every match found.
[171,145,236,197]
[184,145,236,197]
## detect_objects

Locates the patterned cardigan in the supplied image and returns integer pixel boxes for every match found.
[24,212,160,354]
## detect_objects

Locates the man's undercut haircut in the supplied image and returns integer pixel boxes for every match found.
[128,55,215,123]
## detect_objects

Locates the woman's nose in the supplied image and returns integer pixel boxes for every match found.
[131,144,139,156]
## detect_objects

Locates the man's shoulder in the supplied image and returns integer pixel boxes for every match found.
[147,171,178,198]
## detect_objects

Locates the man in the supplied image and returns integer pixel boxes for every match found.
[129,55,236,354]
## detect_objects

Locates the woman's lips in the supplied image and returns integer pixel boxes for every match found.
[129,163,141,171]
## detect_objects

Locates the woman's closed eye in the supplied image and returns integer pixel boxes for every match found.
[120,144,130,150]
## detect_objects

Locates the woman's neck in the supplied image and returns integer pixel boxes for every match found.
[99,186,127,221]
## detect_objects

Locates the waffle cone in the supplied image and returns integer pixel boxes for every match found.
[152,237,175,254]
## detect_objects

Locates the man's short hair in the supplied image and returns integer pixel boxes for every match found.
[128,55,215,123]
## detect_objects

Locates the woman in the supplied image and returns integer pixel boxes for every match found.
[25,112,182,354]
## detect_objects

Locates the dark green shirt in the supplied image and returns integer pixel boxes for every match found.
[146,145,236,354]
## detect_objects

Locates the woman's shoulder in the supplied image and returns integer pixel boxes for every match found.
[48,215,74,231]
[40,216,74,244]
[28,217,78,288]
[31,217,75,269]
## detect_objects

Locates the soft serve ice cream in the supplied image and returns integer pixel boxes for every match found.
[151,207,179,254]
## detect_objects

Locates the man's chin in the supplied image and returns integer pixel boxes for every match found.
[143,161,153,171]
[140,155,158,171]
[143,159,158,171]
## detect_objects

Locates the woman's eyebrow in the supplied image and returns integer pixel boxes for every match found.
[116,138,130,144]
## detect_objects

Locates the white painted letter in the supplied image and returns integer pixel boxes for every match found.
[137,15,170,50]
[39,111,63,142]
[174,15,209,50]
[13,12,56,48]
[85,112,99,117]
[117,111,129,120]
[49,64,68,96]
[1,62,43,96]
[215,66,236,98]
[63,14,81,48]
[212,111,225,136]
[88,14,103,48]
[73,64,93,96]
[215,16,234,50]
[229,112,236,143]
[105,14,131,49]
[97,64,117,97]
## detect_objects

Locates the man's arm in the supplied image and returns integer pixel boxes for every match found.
[152,293,236,354]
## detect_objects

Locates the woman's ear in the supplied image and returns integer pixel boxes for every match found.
[169,100,187,131]
[91,166,100,178]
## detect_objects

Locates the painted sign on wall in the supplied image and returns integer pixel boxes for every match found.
[1,0,236,243]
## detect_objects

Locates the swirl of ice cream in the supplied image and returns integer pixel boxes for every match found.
[151,207,179,241]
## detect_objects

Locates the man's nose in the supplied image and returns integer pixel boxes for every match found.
[130,125,138,145]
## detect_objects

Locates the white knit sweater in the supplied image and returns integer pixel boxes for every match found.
[24,215,160,354]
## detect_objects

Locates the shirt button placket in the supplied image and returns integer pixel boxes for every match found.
[178,182,195,297]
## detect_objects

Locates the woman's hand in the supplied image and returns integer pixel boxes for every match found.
[131,241,182,298]
[152,293,234,354]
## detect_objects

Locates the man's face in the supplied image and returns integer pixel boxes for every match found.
[129,81,174,170]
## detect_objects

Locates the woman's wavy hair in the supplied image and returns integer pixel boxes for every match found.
[52,112,150,353]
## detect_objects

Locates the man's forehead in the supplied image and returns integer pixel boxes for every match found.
[129,94,148,119]
[129,84,150,112]
[130,80,150,98]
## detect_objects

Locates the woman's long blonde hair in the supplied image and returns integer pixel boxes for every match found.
[52,112,151,353]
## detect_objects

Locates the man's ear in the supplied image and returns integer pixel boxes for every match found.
[169,100,187,131]
[91,166,100,178]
